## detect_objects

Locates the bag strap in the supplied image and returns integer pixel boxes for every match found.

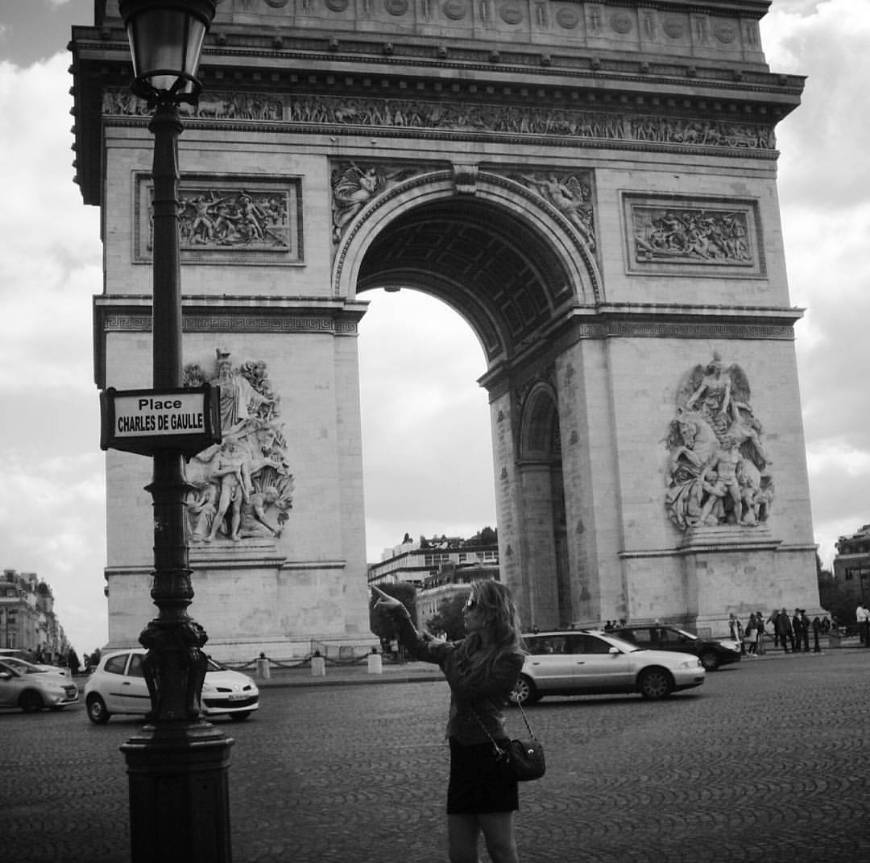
[514,699,536,739]
[470,697,537,757]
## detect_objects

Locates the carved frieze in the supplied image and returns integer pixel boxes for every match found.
[182,350,294,544]
[102,87,776,155]
[623,194,764,277]
[135,174,303,265]
[665,354,773,532]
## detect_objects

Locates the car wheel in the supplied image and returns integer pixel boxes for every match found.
[638,667,674,699]
[19,690,44,713]
[228,711,251,722]
[699,650,719,671]
[86,694,111,724]
[512,674,540,705]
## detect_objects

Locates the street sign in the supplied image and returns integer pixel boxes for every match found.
[100,385,221,456]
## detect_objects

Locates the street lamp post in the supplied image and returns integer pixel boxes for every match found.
[115,3,234,862]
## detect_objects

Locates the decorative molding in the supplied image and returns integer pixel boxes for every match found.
[134,173,303,265]
[102,87,777,156]
[622,193,764,277]
[566,319,795,342]
[100,313,358,335]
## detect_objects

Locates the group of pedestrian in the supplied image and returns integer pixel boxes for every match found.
[730,608,830,655]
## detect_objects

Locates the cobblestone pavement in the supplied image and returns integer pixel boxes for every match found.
[2,649,869,862]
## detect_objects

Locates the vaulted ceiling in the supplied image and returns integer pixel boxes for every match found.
[356,197,574,361]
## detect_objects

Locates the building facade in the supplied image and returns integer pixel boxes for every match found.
[833,525,870,607]
[368,533,500,627]
[70,0,820,658]
[0,569,69,659]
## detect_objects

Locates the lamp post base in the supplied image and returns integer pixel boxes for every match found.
[121,722,234,863]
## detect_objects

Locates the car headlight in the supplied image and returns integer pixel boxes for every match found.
[681,659,702,669]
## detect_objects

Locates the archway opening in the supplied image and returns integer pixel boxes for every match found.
[352,191,579,626]
[357,288,496,563]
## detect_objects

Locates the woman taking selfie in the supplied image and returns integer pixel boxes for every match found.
[371,579,526,863]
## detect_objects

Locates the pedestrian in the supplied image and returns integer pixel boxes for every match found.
[774,608,792,653]
[729,613,745,655]
[798,609,811,652]
[67,648,81,676]
[743,614,756,655]
[754,611,766,656]
[857,604,870,647]
[812,616,822,653]
[372,580,526,863]
[791,608,801,652]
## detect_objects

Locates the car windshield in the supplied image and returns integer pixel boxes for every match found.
[206,658,225,673]
[593,633,644,653]
[1,657,45,674]
[674,628,698,641]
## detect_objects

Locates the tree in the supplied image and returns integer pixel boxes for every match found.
[816,552,856,627]
[369,582,417,642]
[426,589,471,640]
[467,526,497,546]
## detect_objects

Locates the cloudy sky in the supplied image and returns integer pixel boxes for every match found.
[0,0,867,653]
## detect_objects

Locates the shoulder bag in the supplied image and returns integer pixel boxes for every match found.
[473,700,546,782]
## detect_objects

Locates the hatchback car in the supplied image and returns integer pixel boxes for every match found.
[84,648,259,724]
[0,658,79,713]
[612,624,741,671]
[0,654,69,678]
[515,630,705,704]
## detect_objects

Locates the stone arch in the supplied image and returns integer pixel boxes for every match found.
[332,168,601,365]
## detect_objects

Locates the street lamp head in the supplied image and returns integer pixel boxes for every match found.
[119,0,216,104]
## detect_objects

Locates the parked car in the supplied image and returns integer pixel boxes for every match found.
[612,624,741,671]
[515,630,705,704]
[0,658,79,713]
[84,648,259,724]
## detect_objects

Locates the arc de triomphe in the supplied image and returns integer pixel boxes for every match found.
[71,0,820,657]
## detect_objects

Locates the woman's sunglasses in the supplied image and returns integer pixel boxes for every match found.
[463,597,477,612]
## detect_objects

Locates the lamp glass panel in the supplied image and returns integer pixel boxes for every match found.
[126,10,207,95]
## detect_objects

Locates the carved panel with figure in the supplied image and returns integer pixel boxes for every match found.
[183,350,294,544]
[665,353,773,531]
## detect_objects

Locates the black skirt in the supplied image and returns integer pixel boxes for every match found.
[447,738,519,814]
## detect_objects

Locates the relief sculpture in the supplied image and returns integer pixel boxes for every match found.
[183,350,294,543]
[101,87,775,152]
[331,162,418,241]
[511,171,595,251]
[176,189,290,250]
[633,206,751,264]
[665,354,773,531]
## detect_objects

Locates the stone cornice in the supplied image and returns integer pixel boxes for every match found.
[70,13,802,203]
[92,294,367,389]
[478,301,801,395]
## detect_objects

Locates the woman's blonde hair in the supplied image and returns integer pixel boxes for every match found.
[459,579,524,684]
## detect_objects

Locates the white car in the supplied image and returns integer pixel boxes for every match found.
[515,630,706,703]
[84,648,259,724]
[0,654,70,679]
[0,658,79,713]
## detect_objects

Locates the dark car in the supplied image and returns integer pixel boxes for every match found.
[612,624,741,671]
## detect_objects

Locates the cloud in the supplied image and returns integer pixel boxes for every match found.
[359,289,496,559]
[763,0,870,564]
[0,53,106,651]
